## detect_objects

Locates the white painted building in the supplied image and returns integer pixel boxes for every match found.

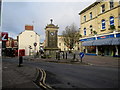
[18,25,40,56]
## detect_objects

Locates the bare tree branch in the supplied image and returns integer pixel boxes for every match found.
[62,23,82,51]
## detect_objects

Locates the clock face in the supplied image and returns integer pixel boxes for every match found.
[50,32,54,36]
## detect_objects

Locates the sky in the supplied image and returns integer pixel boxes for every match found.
[2,0,96,42]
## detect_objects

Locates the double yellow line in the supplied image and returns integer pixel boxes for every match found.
[35,68,54,90]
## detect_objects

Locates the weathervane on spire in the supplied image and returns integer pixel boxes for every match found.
[50,19,53,24]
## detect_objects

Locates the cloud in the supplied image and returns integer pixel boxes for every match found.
[2,2,95,42]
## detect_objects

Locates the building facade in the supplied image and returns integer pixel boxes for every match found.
[18,25,40,56]
[58,35,69,51]
[79,0,120,56]
[5,37,18,56]
[58,35,81,52]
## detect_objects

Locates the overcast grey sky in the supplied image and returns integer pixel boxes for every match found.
[2,0,96,42]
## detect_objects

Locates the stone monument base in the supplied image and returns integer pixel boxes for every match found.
[44,47,60,58]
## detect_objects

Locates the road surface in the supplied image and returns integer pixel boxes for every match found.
[2,57,119,88]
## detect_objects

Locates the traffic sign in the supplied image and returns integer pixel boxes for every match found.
[79,52,84,58]
[0,32,8,41]
[34,42,37,47]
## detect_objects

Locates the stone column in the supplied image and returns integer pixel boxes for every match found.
[96,46,98,55]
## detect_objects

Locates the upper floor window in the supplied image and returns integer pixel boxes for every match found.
[101,19,106,29]
[101,4,105,13]
[90,12,92,19]
[90,25,93,34]
[110,16,114,25]
[84,28,86,35]
[110,0,114,9]
[59,43,61,46]
[84,15,86,22]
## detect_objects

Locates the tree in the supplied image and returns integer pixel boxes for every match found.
[62,24,82,51]
[110,25,116,30]
[93,31,97,35]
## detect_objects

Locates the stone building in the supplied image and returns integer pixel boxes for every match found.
[79,0,120,56]
[58,35,69,51]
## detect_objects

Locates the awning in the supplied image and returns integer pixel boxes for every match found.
[92,38,112,46]
[111,38,120,45]
[82,40,94,46]
[82,38,120,46]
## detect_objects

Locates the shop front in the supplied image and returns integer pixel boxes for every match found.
[80,33,120,57]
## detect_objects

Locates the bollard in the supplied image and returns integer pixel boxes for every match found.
[19,56,23,67]
[58,52,60,60]
[63,52,64,59]
[80,57,82,63]
[66,52,67,59]
[56,52,58,59]
[73,53,76,60]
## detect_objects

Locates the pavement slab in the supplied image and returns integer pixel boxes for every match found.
[2,61,39,89]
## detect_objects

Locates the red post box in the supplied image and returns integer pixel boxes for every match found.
[19,49,25,56]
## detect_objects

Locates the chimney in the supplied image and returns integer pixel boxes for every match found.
[25,25,33,30]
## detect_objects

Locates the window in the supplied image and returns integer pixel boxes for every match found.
[64,48,66,51]
[110,0,114,9]
[84,28,86,35]
[110,16,114,25]
[84,15,86,22]
[90,25,93,34]
[90,12,92,19]
[101,4,105,13]
[59,43,61,46]
[102,19,106,29]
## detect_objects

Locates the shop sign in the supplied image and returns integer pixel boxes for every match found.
[80,37,95,41]
[116,33,120,37]
[97,34,114,40]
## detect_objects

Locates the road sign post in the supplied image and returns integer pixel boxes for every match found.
[79,52,84,63]
[34,42,37,58]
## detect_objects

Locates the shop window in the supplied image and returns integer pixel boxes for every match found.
[84,28,86,36]
[90,12,92,19]
[110,16,114,25]
[101,19,106,30]
[101,4,105,13]
[110,0,114,9]
[87,46,96,53]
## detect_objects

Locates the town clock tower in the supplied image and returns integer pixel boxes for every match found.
[44,19,60,56]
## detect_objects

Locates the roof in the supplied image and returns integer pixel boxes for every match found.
[79,1,100,15]
[45,24,59,29]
